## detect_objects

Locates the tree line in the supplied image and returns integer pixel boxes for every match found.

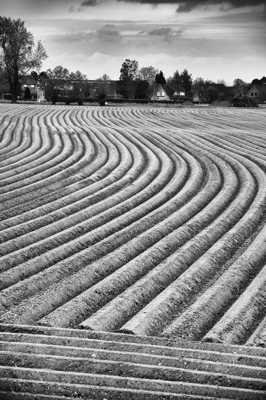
[0,16,252,103]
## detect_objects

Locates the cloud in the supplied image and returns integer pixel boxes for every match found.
[80,0,266,10]
[148,27,183,42]
[96,24,121,40]
[149,27,173,35]
[81,0,104,5]
[81,0,99,5]
[175,1,266,12]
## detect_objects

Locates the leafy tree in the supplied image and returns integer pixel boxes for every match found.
[97,73,111,81]
[135,80,150,99]
[180,69,192,96]
[46,65,70,80]
[192,78,221,102]
[30,70,39,82]
[39,71,49,81]
[69,70,87,80]
[167,69,192,97]
[46,66,87,81]
[233,78,248,97]
[0,16,47,101]
[234,78,248,87]
[155,71,166,85]
[166,70,181,96]
[138,66,158,83]
[206,85,220,102]
[31,70,48,86]
[192,77,207,99]
[119,58,138,81]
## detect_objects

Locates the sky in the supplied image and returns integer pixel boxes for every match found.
[1,0,265,83]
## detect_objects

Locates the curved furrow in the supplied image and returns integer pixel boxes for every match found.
[0,109,87,205]
[0,110,58,165]
[0,116,24,153]
[0,115,33,161]
[107,133,261,336]
[0,108,68,192]
[0,141,94,217]
[151,132,265,339]
[0,137,204,322]
[0,127,141,268]
[203,260,266,345]
[140,109,266,170]
[219,129,266,151]
[21,145,224,328]
[0,124,65,192]
[0,107,133,220]
[0,108,67,182]
[0,105,265,348]
[76,137,250,332]
[0,107,47,162]
[0,108,155,246]
[0,107,37,154]
[163,224,266,342]
[203,132,266,168]
[246,315,266,347]
[0,127,119,239]
[0,126,181,310]
[0,116,114,228]
[0,125,154,290]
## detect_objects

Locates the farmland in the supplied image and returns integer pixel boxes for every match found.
[0,103,265,347]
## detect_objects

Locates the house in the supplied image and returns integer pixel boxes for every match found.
[44,79,150,103]
[0,74,39,100]
[20,76,38,100]
[248,77,266,103]
[151,83,170,101]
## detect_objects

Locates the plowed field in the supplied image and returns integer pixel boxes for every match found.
[0,104,265,347]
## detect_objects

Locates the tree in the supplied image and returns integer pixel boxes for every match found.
[69,70,87,80]
[234,78,248,87]
[97,73,111,81]
[166,70,181,96]
[192,78,221,103]
[180,69,192,96]
[0,17,47,101]
[135,80,150,100]
[30,70,39,82]
[233,78,248,97]
[31,70,48,86]
[46,65,70,80]
[192,77,207,99]
[155,71,166,85]
[119,58,138,81]
[46,66,87,81]
[138,66,158,83]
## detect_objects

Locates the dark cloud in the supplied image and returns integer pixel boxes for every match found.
[80,0,266,12]
[81,0,98,5]
[81,0,104,5]
[175,1,266,12]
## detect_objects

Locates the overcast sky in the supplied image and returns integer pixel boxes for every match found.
[1,0,265,83]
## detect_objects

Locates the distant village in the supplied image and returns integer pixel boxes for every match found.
[1,16,265,107]
[0,63,265,107]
